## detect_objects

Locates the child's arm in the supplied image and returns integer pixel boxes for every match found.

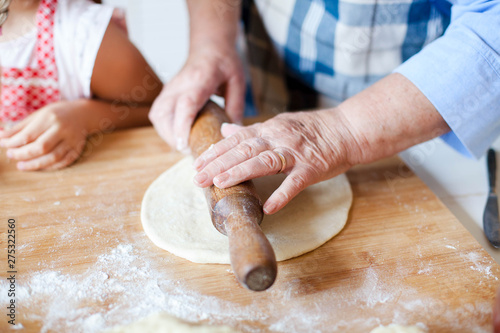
[0,20,163,171]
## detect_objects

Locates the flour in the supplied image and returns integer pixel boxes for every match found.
[462,251,498,281]
[74,186,83,196]
[1,243,496,332]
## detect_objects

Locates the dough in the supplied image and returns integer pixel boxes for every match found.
[370,324,425,333]
[106,313,239,333]
[141,157,352,264]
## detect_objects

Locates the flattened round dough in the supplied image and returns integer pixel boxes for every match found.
[370,324,425,333]
[106,312,239,333]
[141,157,352,264]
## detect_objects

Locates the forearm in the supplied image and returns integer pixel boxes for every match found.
[71,99,151,135]
[186,0,241,51]
[335,73,450,165]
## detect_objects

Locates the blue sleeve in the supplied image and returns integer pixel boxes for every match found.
[394,0,500,159]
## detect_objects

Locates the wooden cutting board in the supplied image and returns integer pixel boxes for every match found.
[1,126,499,333]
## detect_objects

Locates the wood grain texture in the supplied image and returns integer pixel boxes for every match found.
[0,125,499,333]
[189,102,276,291]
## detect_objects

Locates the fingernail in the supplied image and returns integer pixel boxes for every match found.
[214,173,229,186]
[194,172,208,185]
[193,157,204,170]
[176,137,187,152]
[0,140,5,147]
[17,162,26,170]
[6,150,13,158]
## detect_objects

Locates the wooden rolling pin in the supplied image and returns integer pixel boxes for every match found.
[188,101,277,291]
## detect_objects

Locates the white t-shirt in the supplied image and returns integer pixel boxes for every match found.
[0,0,113,100]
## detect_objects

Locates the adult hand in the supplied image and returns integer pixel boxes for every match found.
[0,100,88,170]
[149,43,245,153]
[192,110,359,215]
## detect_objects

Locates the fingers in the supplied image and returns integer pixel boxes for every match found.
[172,66,229,152]
[194,138,275,187]
[195,140,311,215]
[14,141,78,171]
[211,149,291,188]
[43,148,82,170]
[193,126,256,171]
[224,71,245,125]
[0,116,49,148]
[5,125,61,161]
[15,138,85,171]
[150,60,228,153]
[0,119,28,139]
[264,170,310,215]
[149,45,246,153]
[172,94,208,153]
[150,80,218,153]
[149,94,175,146]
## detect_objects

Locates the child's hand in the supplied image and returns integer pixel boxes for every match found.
[0,101,89,171]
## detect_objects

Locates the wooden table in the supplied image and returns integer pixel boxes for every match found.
[1,126,499,333]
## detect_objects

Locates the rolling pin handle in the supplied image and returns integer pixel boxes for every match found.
[215,194,277,291]
[189,101,278,291]
[227,221,277,291]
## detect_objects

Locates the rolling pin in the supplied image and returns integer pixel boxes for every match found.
[188,101,277,291]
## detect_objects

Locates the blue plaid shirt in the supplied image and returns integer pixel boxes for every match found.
[243,0,500,158]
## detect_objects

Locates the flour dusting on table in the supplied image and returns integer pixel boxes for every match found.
[1,239,496,333]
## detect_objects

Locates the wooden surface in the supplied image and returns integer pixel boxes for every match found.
[1,126,499,333]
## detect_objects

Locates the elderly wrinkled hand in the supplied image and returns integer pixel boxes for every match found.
[193,110,358,214]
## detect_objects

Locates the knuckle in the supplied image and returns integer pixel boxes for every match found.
[177,96,196,111]
[236,142,257,159]
[211,158,229,174]
[250,137,267,147]
[225,134,241,147]
[235,137,267,160]
[38,142,51,155]
[191,67,205,82]
[22,134,34,145]
[191,65,217,86]
[288,173,308,192]
[30,161,43,170]
[46,110,59,122]
[258,151,280,170]
[44,153,58,165]
[53,148,66,160]
[7,149,18,159]
[275,190,291,206]
[229,163,247,179]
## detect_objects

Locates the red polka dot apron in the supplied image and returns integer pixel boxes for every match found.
[0,0,60,123]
